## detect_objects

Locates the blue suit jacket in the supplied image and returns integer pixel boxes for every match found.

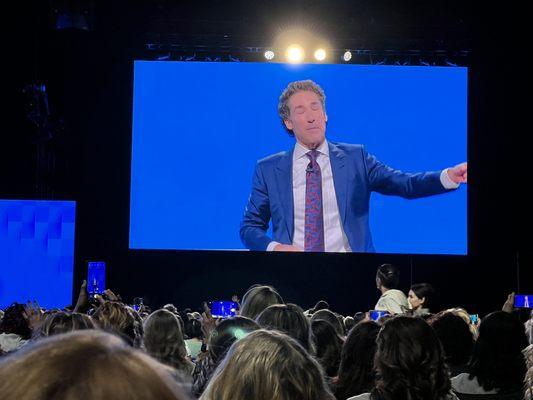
[240,142,453,252]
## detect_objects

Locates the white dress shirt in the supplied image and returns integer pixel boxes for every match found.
[267,140,460,252]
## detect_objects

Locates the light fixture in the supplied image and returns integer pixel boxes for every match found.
[286,45,304,63]
[314,48,326,61]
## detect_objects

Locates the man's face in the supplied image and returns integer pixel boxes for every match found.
[284,90,328,149]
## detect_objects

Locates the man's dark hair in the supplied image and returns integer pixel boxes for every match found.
[376,264,400,289]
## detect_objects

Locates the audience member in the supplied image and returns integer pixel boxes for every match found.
[374,264,409,314]
[239,285,284,320]
[200,329,335,400]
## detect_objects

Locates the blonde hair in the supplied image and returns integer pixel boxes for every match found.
[0,330,190,400]
[200,329,334,400]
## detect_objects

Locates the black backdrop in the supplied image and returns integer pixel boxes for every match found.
[2,1,530,316]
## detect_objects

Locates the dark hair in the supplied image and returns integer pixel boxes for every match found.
[184,318,203,340]
[370,316,451,400]
[0,303,31,340]
[312,300,330,313]
[311,309,345,336]
[209,316,260,363]
[376,264,400,289]
[256,303,313,352]
[410,283,435,308]
[335,321,380,400]
[343,316,356,333]
[240,285,283,320]
[311,319,343,377]
[428,311,474,368]
[36,311,95,338]
[468,311,528,393]
[143,309,190,372]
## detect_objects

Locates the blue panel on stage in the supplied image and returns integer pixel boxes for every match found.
[130,62,467,254]
[0,200,76,309]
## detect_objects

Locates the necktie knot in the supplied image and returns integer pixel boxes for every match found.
[307,149,319,163]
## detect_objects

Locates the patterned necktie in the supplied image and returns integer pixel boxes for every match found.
[304,149,325,252]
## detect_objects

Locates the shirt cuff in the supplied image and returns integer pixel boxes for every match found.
[440,169,460,190]
[266,241,280,251]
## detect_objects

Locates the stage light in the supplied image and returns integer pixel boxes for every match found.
[286,45,304,63]
[264,50,275,60]
[314,49,326,61]
[343,51,352,62]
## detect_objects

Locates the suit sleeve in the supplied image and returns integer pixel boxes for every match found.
[239,162,273,251]
[362,146,455,199]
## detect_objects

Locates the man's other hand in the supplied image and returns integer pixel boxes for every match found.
[273,244,303,252]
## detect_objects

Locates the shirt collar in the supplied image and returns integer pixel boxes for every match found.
[293,139,329,161]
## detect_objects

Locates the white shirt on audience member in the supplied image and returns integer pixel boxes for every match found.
[374,289,409,314]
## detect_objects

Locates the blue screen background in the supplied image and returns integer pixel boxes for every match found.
[0,200,75,309]
[130,61,467,254]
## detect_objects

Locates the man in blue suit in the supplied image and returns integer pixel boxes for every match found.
[240,80,467,252]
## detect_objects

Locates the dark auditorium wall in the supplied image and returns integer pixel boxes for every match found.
[2,1,529,316]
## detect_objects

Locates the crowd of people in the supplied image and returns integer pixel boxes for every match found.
[0,263,531,400]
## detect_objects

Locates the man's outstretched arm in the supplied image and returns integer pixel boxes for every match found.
[363,147,467,198]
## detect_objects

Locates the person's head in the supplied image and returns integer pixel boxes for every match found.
[310,309,344,336]
[468,311,528,393]
[184,318,203,340]
[36,311,95,338]
[92,301,141,346]
[201,329,334,400]
[240,285,283,320]
[208,316,260,363]
[278,80,328,149]
[143,309,189,370]
[343,316,356,333]
[0,330,190,400]
[408,283,435,311]
[0,303,31,340]
[375,264,400,291]
[428,311,474,368]
[256,303,313,353]
[335,321,380,400]
[446,307,479,338]
[312,300,329,313]
[372,316,451,400]
[311,319,343,377]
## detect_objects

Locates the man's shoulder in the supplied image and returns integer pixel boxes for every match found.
[255,150,291,170]
[328,141,366,157]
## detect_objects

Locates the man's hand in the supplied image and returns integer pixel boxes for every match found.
[273,244,303,252]
[447,162,468,184]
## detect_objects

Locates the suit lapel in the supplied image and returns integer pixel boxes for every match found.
[275,149,294,241]
[329,142,348,225]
